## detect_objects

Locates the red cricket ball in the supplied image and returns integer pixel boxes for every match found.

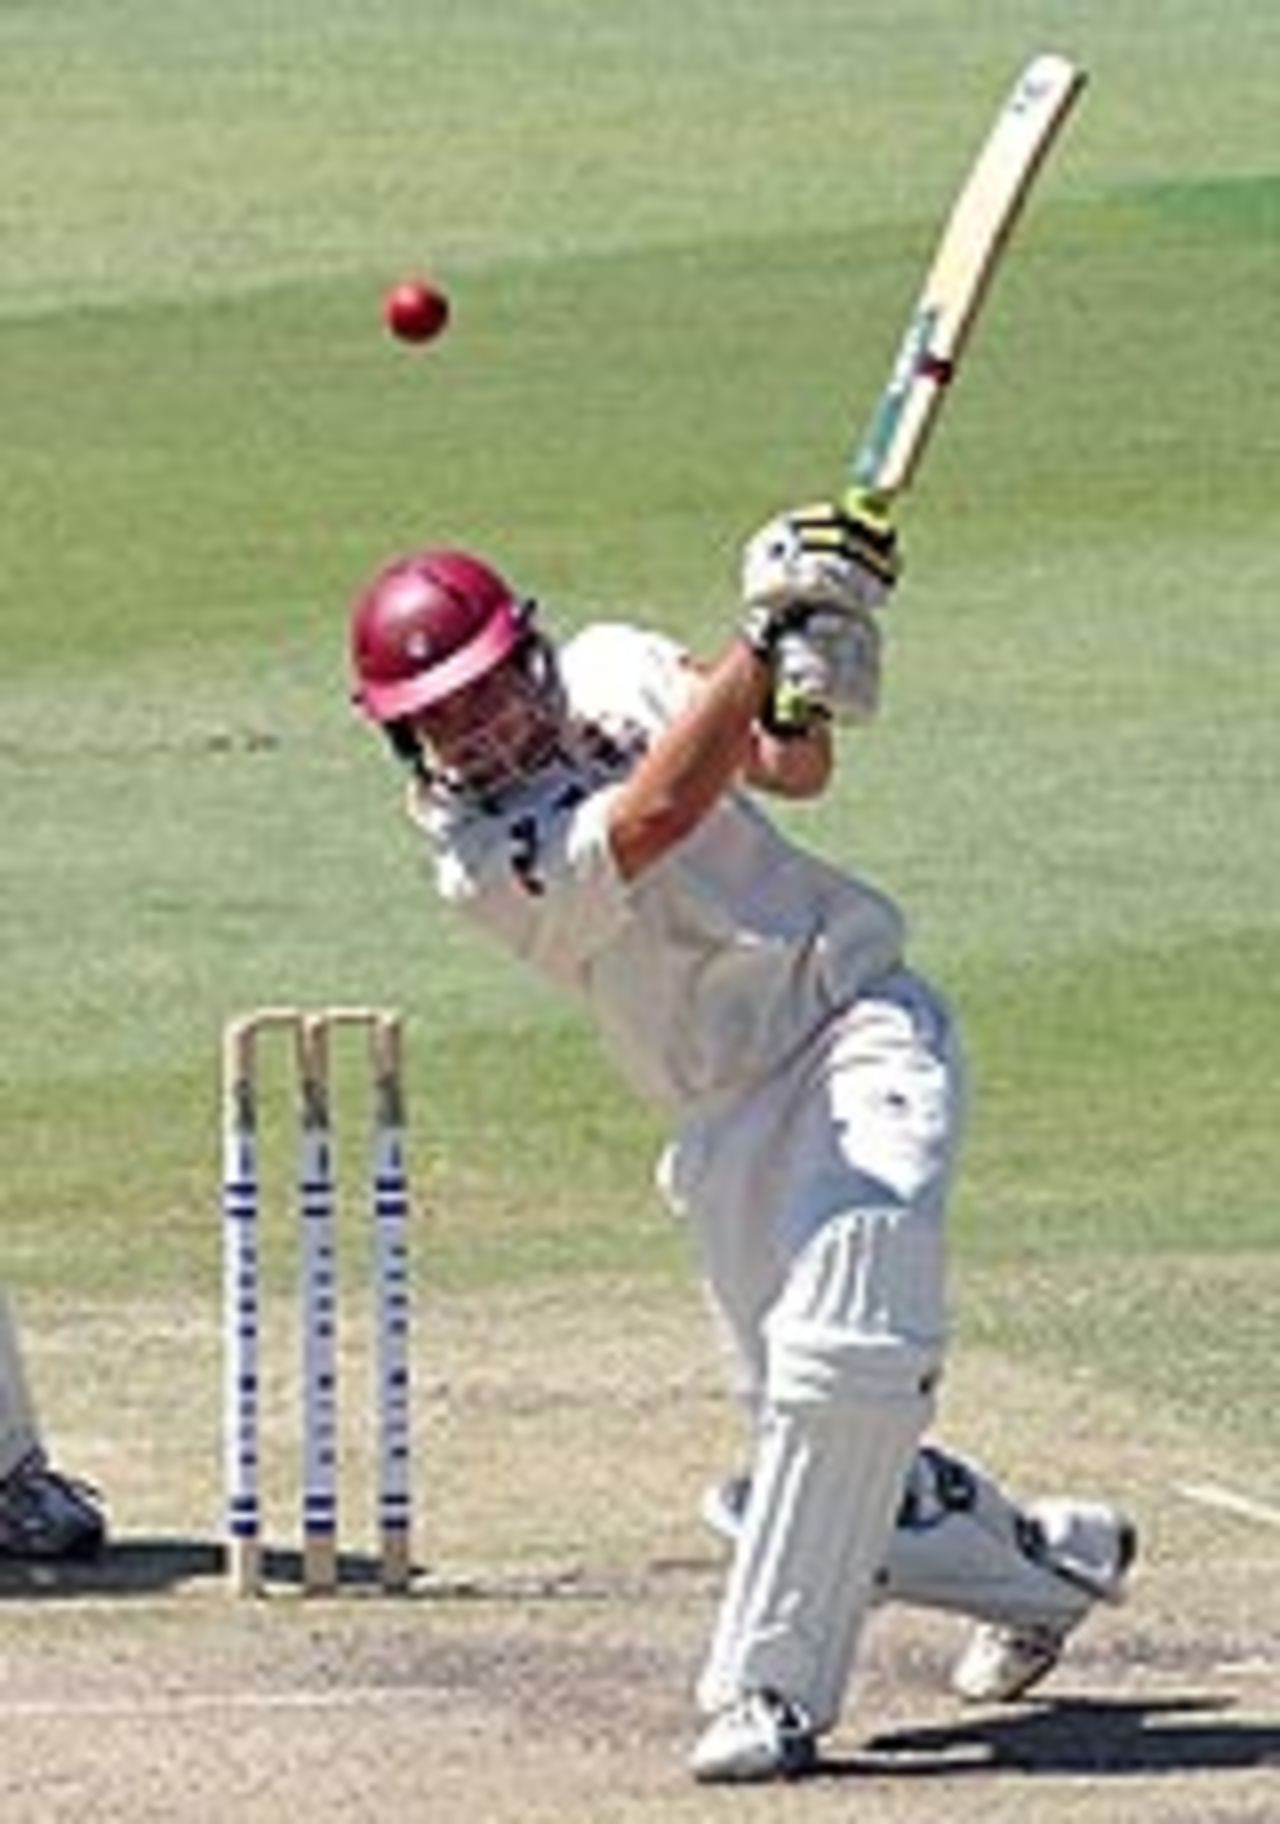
[383,278,450,345]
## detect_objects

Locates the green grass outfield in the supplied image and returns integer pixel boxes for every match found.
[2,0,1276,1477]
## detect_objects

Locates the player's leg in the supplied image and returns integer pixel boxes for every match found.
[692,976,961,1781]
[693,1213,938,1776]
[890,1445,1136,1699]
[701,1439,1136,1704]
[658,1105,783,1432]
[0,1292,107,1560]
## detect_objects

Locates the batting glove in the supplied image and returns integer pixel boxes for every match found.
[762,608,883,737]
[740,496,900,662]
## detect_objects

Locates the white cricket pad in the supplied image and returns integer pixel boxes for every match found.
[883,1446,1134,1628]
[698,1211,939,1732]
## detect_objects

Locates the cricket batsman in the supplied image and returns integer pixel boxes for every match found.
[0,1291,107,1560]
[349,500,1134,1781]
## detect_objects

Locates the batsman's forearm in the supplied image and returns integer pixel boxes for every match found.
[607,639,770,881]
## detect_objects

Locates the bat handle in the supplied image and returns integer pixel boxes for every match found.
[840,483,895,522]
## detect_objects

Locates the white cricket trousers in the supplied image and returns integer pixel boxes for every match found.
[658,969,966,1727]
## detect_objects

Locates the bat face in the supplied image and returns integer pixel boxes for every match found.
[847,53,1086,510]
[850,303,951,503]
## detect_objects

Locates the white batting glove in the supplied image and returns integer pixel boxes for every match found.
[765,608,882,736]
[740,498,894,736]
[741,499,900,650]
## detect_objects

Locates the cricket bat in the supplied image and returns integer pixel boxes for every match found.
[845,52,1086,511]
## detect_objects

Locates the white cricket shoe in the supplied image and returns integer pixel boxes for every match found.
[951,1620,1071,1703]
[691,1690,818,1784]
[952,1502,1138,1704]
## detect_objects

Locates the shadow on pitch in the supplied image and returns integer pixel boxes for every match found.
[0,1538,399,1599]
[825,1696,1280,1779]
[0,1540,697,1602]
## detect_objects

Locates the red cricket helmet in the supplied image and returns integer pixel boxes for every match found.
[350,549,529,725]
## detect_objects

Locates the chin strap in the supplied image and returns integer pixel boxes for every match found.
[377,718,419,767]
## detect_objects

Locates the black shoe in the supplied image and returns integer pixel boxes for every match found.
[0,1449,107,1560]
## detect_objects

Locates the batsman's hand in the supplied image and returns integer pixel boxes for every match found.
[740,496,899,661]
[762,608,883,737]
[740,497,896,736]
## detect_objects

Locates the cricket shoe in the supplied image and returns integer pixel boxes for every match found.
[951,1501,1138,1703]
[0,1448,107,1560]
[691,1689,818,1784]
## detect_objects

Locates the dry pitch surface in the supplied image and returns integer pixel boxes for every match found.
[2,1280,1276,1822]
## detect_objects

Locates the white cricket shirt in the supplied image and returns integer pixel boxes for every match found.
[414,624,905,1115]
